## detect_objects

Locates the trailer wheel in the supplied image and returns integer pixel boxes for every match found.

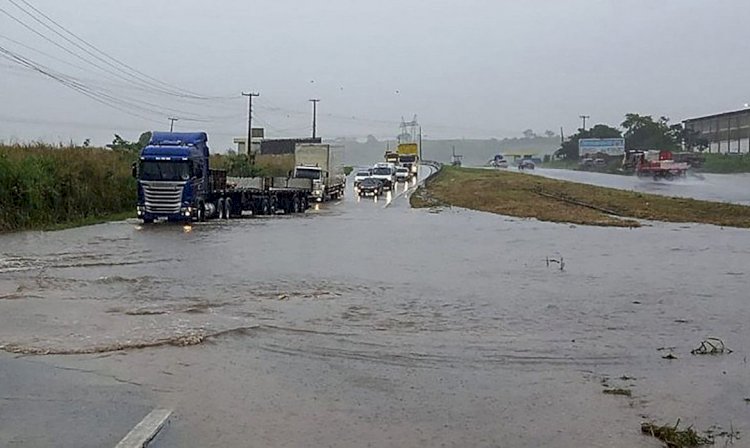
[197,202,206,222]
[224,198,233,219]
[293,196,301,213]
[262,199,270,215]
[142,218,154,224]
[217,198,225,219]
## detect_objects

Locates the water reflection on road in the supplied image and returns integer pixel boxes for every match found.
[530,168,750,205]
[0,165,748,447]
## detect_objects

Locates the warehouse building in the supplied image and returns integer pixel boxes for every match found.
[683,107,750,153]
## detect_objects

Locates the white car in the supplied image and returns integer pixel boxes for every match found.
[370,166,395,190]
[395,167,410,182]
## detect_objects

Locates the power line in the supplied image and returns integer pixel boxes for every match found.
[1,0,238,101]
[0,44,167,122]
[14,0,231,99]
[4,0,226,100]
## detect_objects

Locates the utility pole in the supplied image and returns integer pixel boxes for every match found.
[242,92,260,157]
[418,126,423,160]
[579,115,590,131]
[309,98,320,139]
[168,117,179,132]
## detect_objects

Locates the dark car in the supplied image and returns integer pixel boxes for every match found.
[518,159,535,170]
[357,177,384,197]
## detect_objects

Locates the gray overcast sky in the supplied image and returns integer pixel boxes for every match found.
[1,0,749,150]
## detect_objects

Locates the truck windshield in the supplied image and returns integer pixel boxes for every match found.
[295,168,321,179]
[399,155,416,163]
[373,168,391,175]
[140,160,191,181]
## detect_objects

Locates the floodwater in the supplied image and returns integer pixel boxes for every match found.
[530,167,750,205]
[1,167,748,447]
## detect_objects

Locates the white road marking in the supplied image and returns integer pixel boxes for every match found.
[115,408,172,448]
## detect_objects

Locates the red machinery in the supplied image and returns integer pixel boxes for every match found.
[624,150,689,180]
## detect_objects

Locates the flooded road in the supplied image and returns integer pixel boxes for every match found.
[530,167,750,205]
[1,167,748,447]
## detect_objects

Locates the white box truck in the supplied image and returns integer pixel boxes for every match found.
[293,144,346,202]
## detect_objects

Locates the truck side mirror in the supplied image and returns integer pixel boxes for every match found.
[131,162,137,179]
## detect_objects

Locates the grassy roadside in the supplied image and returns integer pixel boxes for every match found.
[699,153,750,174]
[411,166,750,228]
[1,144,136,232]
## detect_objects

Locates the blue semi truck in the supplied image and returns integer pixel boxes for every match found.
[134,132,311,223]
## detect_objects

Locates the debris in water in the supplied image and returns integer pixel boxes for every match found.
[278,294,288,300]
[691,337,732,355]
[0,326,258,355]
[603,388,632,397]
[662,353,678,360]
[641,420,711,447]
[545,256,565,271]
[124,309,167,316]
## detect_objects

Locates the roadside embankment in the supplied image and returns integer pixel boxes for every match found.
[0,144,136,232]
[410,166,750,228]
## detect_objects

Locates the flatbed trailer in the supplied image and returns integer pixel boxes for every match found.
[136,132,311,223]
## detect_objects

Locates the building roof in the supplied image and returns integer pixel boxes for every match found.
[683,107,750,123]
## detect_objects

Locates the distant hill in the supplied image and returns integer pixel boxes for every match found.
[330,136,560,167]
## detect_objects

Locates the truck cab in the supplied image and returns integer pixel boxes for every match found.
[135,132,211,223]
[293,165,325,201]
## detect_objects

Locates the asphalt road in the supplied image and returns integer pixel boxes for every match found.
[528,167,750,205]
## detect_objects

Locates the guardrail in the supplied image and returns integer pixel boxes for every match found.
[418,160,443,184]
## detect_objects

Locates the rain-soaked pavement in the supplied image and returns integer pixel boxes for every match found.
[1,166,748,447]
[530,167,750,205]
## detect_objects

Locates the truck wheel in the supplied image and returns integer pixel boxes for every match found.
[262,199,270,215]
[224,198,233,219]
[293,197,301,213]
[143,218,154,224]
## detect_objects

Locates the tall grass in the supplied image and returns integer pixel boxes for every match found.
[0,143,136,232]
[700,153,750,174]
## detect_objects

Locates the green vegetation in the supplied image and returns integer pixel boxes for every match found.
[555,114,707,161]
[0,143,136,232]
[556,124,622,160]
[641,421,711,447]
[343,166,354,175]
[411,166,750,228]
[699,153,750,174]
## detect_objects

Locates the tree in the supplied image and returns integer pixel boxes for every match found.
[680,127,709,152]
[109,132,151,154]
[544,130,556,138]
[620,114,679,151]
[555,124,622,160]
[522,129,537,139]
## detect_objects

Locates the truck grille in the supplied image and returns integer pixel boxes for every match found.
[141,181,185,214]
